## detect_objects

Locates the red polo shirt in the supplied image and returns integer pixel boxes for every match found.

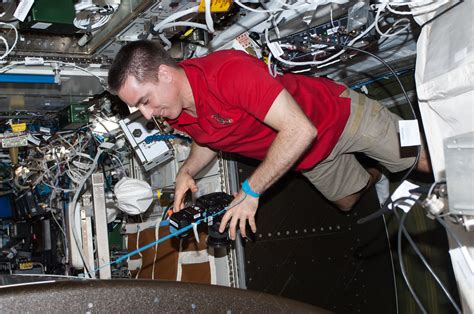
[167,50,350,171]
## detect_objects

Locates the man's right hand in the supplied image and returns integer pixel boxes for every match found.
[173,170,198,212]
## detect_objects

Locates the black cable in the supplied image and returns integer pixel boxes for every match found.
[420,0,464,29]
[392,197,427,313]
[393,197,462,313]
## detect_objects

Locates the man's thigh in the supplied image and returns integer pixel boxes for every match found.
[343,89,416,173]
[302,153,370,202]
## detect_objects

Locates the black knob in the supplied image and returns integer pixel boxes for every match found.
[146,121,156,131]
[132,129,142,137]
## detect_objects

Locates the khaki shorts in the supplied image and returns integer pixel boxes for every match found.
[302,88,416,202]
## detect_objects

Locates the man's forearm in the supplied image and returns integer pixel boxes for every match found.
[247,125,316,194]
[178,142,218,177]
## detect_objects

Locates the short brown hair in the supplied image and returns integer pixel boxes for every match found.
[107,40,178,93]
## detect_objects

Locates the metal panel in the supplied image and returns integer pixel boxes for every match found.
[236,157,397,313]
[91,172,111,279]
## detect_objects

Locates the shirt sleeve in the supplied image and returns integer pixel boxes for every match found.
[216,52,284,121]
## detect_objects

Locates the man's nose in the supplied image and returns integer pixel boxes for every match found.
[139,106,152,120]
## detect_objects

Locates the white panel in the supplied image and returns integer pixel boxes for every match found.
[415,2,474,312]
[415,0,474,181]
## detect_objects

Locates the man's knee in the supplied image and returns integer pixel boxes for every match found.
[333,195,359,212]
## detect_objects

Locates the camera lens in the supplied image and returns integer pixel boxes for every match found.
[207,220,230,248]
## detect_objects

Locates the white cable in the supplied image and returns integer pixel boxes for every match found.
[265,8,377,67]
[380,17,411,38]
[158,21,210,49]
[51,61,106,87]
[152,220,160,280]
[0,61,24,73]
[374,2,388,42]
[50,209,68,240]
[152,6,200,33]
[261,0,417,70]
[233,0,285,13]
[204,0,215,33]
[158,33,172,50]
[135,224,142,279]
[74,15,111,30]
[0,36,9,60]
[73,4,117,31]
[150,5,204,48]
[0,22,18,60]
[314,57,341,69]
[267,53,279,78]
[387,1,446,15]
[159,21,209,32]
[70,148,104,278]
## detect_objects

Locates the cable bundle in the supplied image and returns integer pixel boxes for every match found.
[73,2,119,31]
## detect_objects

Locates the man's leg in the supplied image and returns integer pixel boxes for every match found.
[416,144,431,173]
[303,87,431,212]
[332,167,382,211]
[302,153,375,212]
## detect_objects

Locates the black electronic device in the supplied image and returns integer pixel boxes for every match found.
[168,192,234,247]
[15,190,40,219]
[169,205,201,238]
[196,192,234,248]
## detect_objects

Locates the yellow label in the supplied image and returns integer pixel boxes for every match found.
[19,261,33,270]
[11,123,27,133]
[198,0,233,13]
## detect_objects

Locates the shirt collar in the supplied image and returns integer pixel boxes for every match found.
[167,111,197,126]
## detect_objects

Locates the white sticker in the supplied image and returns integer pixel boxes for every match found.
[399,120,421,147]
[267,42,284,58]
[388,180,420,213]
[13,0,35,22]
[31,22,52,30]
[39,127,51,134]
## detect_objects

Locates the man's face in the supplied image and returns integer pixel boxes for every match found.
[118,68,182,120]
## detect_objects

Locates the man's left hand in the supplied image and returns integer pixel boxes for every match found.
[219,190,258,240]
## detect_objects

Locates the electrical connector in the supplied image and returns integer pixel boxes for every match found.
[423,194,446,217]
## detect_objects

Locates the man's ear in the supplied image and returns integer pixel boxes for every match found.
[158,64,173,83]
